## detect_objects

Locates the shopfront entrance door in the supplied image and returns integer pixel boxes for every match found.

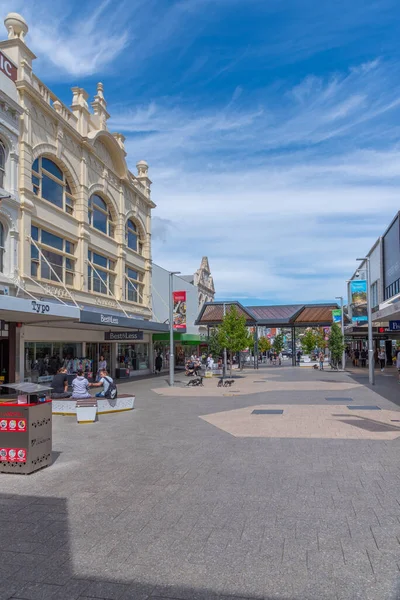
[0,339,9,391]
[86,343,111,380]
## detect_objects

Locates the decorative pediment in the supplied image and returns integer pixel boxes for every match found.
[87,130,128,179]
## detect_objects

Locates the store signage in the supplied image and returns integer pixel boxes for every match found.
[105,331,144,341]
[0,295,79,319]
[389,321,400,331]
[0,51,17,82]
[173,291,187,332]
[350,280,368,323]
[80,310,168,332]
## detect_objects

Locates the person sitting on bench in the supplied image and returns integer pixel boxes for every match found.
[90,369,113,397]
[51,367,72,399]
[71,370,91,399]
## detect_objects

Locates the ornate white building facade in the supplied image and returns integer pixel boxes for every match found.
[0,13,167,382]
[183,257,215,308]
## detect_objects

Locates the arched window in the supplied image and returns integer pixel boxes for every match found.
[126,219,143,254]
[31,156,74,215]
[0,222,4,273]
[0,141,5,189]
[88,194,114,238]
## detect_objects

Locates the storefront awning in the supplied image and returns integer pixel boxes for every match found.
[79,309,168,332]
[0,295,80,324]
[153,333,207,345]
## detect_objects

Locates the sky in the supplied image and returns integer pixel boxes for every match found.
[2,0,400,305]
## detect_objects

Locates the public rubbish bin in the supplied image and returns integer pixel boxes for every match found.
[0,383,52,474]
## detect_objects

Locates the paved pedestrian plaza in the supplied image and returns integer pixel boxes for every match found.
[1,366,400,600]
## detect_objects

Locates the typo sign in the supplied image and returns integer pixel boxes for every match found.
[0,51,17,82]
[105,331,144,341]
[31,301,50,314]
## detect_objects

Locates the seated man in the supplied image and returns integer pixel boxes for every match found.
[71,370,91,399]
[51,367,72,399]
[90,369,113,397]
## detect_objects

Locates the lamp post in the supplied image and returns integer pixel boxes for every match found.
[335,296,345,370]
[169,271,181,387]
[356,257,375,386]
[223,303,227,378]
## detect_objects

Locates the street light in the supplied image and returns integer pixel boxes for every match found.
[356,257,375,386]
[335,296,346,371]
[169,271,181,387]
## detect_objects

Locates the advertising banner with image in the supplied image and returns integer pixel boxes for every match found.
[173,291,187,332]
[350,280,368,322]
[332,309,342,324]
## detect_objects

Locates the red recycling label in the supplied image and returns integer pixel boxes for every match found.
[0,448,27,462]
[0,418,26,432]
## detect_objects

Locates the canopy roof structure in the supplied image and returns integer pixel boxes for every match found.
[196,302,342,328]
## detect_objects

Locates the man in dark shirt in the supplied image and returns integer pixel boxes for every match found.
[51,367,71,399]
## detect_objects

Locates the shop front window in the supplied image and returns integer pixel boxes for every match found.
[31,225,75,286]
[88,250,115,296]
[88,194,114,237]
[125,267,144,304]
[24,342,84,382]
[117,343,149,371]
[31,156,75,215]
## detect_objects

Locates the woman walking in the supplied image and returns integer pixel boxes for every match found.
[378,349,386,372]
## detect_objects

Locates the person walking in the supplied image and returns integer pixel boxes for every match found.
[378,349,386,372]
[278,351,282,366]
[71,370,91,399]
[319,351,325,371]
[360,348,367,368]
[155,353,163,374]
[296,350,301,366]
[396,350,400,383]
[354,349,360,367]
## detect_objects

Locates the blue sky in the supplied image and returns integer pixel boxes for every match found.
[4,0,400,304]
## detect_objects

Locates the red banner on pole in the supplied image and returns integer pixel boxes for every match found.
[173,291,187,332]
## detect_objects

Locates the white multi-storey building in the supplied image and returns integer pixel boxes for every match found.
[0,12,167,383]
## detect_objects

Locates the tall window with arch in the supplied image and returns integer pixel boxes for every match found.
[88,194,114,238]
[0,141,5,189]
[0,222,4,273]
[31,156,74,214]
[126,219,143,254]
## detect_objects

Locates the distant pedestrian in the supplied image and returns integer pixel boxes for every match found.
[396,351,400,383]
[278,352,282,366]
[378,349,386,372]
[296,350,301,366]
[354,349,360,367]
[319,351,324,371]
[155,354,163,374]
[360,349,367,368]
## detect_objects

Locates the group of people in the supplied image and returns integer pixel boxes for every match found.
[51,355,113,399]
[186,354,202,376]
[267,351,282,366]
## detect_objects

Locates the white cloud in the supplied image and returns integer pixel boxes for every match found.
[113,61,400,303]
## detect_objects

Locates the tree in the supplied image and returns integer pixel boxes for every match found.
[328,322,345,370]
[259,337,272,354]
[301,329,317,355]
[314,328,327,350]
[208,329,222,357]
[273,333,284,354]
[218,306,252,376]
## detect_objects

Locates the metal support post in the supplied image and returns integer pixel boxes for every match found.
[169,272,174,387]
[223,303,227,378]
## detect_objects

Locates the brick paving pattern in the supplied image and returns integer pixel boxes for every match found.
[0,365,399,599]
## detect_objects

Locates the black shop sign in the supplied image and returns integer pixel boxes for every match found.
[105,331,144,341]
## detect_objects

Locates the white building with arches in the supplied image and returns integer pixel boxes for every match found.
[0,12,167,382]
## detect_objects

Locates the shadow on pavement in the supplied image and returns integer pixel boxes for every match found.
[346,368,400,408]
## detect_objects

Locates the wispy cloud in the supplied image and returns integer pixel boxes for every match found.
[111,60,400,302]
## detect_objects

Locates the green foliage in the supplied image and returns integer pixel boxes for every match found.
[314,328,327,350]
[301,329,317,355]
[328,322,345,367]
[218,306,252,374]
[208,329,222,357]
[259,336,272,353]
[273,333,285,354]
